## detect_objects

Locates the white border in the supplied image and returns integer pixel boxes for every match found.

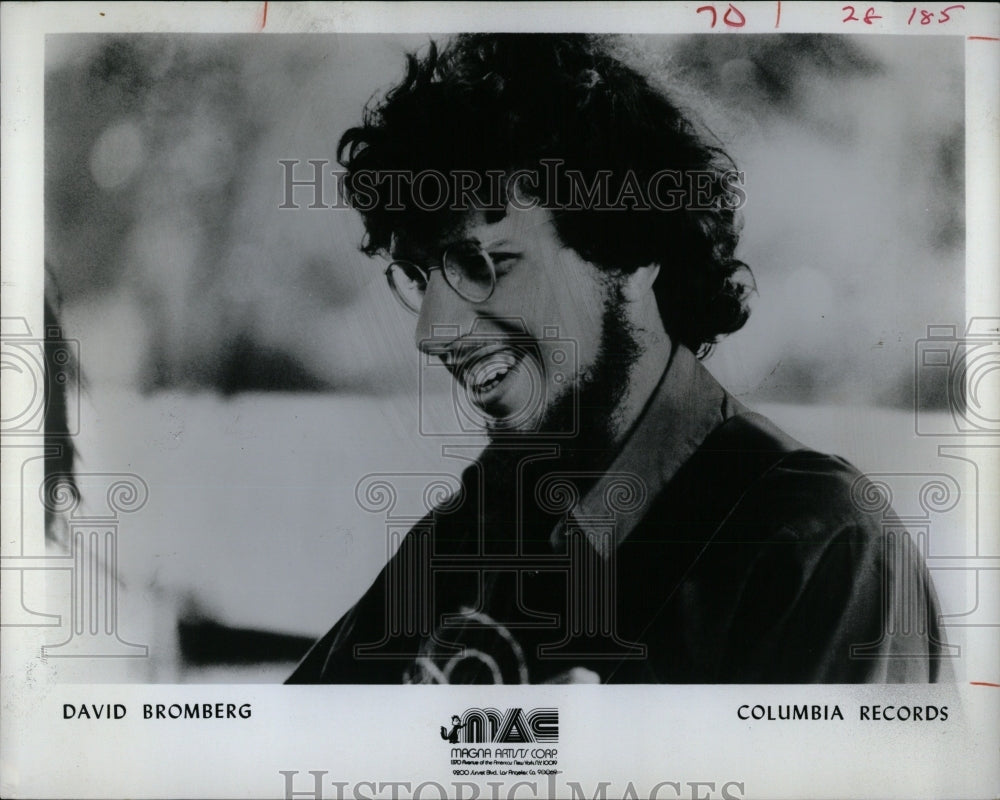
[2,3,998,799]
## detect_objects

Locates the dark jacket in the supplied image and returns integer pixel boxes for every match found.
[289,349,950,684]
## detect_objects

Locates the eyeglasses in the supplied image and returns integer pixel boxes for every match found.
[385,241,497,314]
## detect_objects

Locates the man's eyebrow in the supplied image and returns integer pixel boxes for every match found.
[391,236,518,259]
[389,242,425,261]
[437,236,517,251]
[482,238,516,250]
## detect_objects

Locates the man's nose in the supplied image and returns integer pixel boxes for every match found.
[414,270,476,355]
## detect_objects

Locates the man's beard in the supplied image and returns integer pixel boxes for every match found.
[483,289,642,477]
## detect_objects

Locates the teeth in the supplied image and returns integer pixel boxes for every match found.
[474,367,509,391]
[467,350,518,393]
[481,364,509,382]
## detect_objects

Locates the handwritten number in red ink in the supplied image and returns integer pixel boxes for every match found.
[844,6,882,24]
[697,5,718,27]
[939,5,965,23]
[723,3,747,27]
[908,5,965,25]
[698,3,747,28]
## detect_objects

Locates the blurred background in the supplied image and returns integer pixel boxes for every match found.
[42,34,969,681]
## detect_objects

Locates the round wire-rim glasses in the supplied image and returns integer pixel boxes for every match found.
[384,241,497,314]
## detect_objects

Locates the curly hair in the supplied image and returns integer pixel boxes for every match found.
[338,34,753,356]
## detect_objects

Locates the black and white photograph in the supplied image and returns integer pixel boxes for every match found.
[2,3,998,799]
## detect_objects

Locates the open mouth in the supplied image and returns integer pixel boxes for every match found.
[456,346,522,403]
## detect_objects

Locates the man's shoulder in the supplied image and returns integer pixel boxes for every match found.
[744,446,881,543]
[663,410,884,545]
[619,410,947,683]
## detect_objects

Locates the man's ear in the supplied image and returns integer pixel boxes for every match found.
[620,262,660,304]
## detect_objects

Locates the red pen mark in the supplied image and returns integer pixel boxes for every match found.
[696,5,718,27]
[723,3,746,27]
[968,36,1000,41]
[843,6,883,24]
[775,0,781,28]
[970,681,1000,687]
[697,3,746,28]
[908,4,965,25]
[257,1,268,31]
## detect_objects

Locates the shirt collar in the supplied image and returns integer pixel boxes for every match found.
[552,343,742,555]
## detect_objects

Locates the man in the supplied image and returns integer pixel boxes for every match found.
[288,34,949,684]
